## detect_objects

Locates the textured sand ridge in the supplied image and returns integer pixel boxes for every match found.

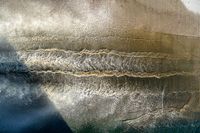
[0,0,200,132]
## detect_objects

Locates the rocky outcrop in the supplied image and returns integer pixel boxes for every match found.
[0,0,200,132]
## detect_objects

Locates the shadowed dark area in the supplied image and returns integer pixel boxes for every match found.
[74,119,200,133]
[0,38,72,133]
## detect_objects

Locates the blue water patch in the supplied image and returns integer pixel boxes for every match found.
[0,95,72,133]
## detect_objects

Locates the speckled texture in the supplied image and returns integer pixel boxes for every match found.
[0,0,200,132]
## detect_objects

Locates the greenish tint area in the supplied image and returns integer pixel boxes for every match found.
[74,119,200,133]
[146,119,200,133]
[76,124,141,133]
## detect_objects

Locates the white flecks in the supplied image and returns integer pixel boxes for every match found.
[161,88,165,114]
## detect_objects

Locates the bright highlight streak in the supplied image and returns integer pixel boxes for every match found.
[181,0,200,14]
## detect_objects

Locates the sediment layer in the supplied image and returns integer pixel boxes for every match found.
[1,0,200,131]
[0,49,197,78]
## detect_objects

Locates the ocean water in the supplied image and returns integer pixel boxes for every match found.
[0,74,72,133]
[0,39,72,133]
